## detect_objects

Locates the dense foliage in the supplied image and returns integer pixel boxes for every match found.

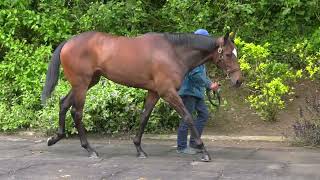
[0,0,319,134]
[293,89,320,146]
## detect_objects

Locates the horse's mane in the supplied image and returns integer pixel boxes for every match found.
[163,33,216,52]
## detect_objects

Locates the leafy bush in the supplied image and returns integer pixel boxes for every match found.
[78,1,149,35]
[236,38,302,121]
[0,39,52,131]
[289,31,320,80]
[0,0,319,134]
[293,90,320,146]
[293,120,320,146]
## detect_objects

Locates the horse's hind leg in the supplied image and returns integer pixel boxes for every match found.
[47,75,99,147]
[71,84,98,158]
[133,91,159,158]
[161,89,211,162]
[47,91,73,146]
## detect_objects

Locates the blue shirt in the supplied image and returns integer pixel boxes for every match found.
[178,65,212,99]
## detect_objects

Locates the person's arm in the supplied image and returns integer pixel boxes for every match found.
[188,68,212,89]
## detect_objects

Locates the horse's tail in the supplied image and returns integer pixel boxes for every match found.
[41,41,66,105]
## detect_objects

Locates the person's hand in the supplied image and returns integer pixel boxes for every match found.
[210,82,220,92]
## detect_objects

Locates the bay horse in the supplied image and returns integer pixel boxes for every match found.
[41,31,242,162]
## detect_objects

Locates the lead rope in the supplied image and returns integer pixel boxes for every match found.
[205,67,221,107]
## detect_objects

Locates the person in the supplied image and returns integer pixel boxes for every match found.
[176,29,219,154]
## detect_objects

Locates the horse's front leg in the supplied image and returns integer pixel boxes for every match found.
[162,89,211,162]
[133,91,159,158]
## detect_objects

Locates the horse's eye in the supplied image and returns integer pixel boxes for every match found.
[226,54,232,57]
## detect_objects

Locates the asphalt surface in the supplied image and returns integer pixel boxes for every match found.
[0,135,320,180]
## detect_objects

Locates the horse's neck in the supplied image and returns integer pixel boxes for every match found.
[163,33,215,74]
[177,48,210,74]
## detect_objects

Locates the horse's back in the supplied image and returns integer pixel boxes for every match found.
[95,33,171,89]
[59,31,179,90]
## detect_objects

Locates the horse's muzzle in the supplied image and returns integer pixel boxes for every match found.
[234,80,242,88]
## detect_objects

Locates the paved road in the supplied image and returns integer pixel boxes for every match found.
[0,135,320,180]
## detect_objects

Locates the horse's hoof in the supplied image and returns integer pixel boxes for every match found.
[89,151,99,159]
[47,137,55,146]
[200,154,211,162]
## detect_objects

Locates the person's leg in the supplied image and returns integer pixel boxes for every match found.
[177,95,196,151]
[189,98,209,148]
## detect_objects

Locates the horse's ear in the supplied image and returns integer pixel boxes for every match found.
[229,32,235,43]
[224,32,229,44]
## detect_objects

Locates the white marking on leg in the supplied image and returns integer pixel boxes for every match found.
[47,137,52,143]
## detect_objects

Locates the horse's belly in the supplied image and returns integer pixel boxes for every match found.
[101,67,154,90]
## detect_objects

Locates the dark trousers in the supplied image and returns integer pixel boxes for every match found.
[177,95,209,150]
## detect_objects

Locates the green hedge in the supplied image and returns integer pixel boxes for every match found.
[0,0,319,134]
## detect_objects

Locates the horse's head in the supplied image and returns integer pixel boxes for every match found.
[210,32,242,87]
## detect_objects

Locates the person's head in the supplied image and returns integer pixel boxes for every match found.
[194,29,209,36]
[193,29,242,87]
